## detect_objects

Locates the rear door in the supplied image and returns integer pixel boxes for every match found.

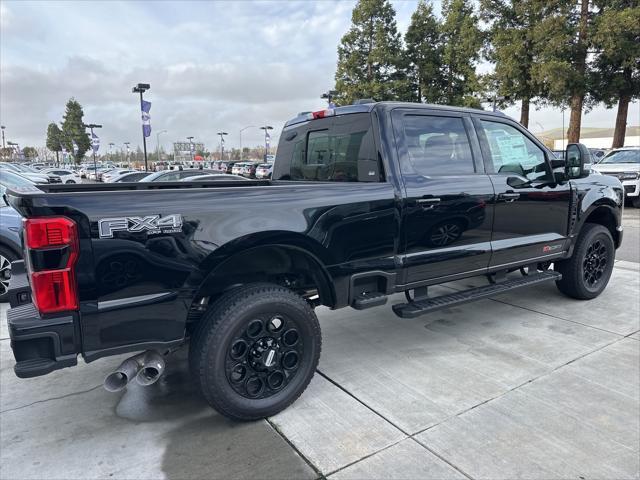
[392,109,494,284]
[473,116,572,266]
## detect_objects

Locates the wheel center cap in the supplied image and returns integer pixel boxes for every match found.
[264,349,276,368]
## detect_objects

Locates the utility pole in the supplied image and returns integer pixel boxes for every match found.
[132,83,150,171]
[84,123,102,179]
[217,132,228,161]
[187,136,194,162]
[156,129,167,164]
[260,126,273,161]
[321,90,338,107]
[239,126,256,161]
[123,142,130,165]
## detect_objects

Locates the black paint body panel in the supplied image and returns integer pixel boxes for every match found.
[6,102,624,364]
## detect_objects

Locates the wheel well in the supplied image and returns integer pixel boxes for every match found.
[188,245,335,325]
[584,207,620,247]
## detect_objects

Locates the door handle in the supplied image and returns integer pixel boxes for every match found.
[416,198,441,209]
[499,192,520,202]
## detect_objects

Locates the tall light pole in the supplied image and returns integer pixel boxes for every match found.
[217,132,228,161]
[0,125,5,152]
[132,83,150,171]
[239,125,256,161]
[321,90,337,107]
[187,136,194,162]
[156,129,167,164]
[123,142,130,165]
[108,142,115,163]
[7,141,18,162]
[84,123,102,178]
[260,126,273,161]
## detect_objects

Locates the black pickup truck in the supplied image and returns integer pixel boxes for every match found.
[5,102,624,420]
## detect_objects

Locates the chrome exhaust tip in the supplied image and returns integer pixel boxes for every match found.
[104,355,143,392]
[135,351,166,386]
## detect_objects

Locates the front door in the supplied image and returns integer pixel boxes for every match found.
[473,116,572,267]
[392,109,494,284]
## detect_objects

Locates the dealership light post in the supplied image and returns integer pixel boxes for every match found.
[132,83,150,171]
[7,141,18,161]
[84,123,102,179]
[260,126,273,160]
[108,142,115,163]
[156,129,167,164]
[1,125,5,152]
[239,125,256,161]
[123,142,130,164]
[217,132,228,161]
[321,90,337,107]
[187,136,194,162]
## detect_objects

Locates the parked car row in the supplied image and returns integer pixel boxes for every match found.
[591,146,640,208]
[0,163,62,184]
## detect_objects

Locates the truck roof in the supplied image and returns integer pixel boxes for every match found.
[284,101,509,128]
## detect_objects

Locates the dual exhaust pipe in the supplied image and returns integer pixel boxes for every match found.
[104,350,166,392]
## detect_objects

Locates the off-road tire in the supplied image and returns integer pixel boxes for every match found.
[555,223,615,300]
[189,283,321,421]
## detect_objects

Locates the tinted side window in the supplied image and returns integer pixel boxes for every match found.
[402,115,475,175]
[161,172,181,181]
[276,113,380,182]
[480,120,549,181]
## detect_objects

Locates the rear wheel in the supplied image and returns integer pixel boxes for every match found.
[189,283,321,421]
[555,223,615,299]
[0,246,19,302]
[66,180,76,184]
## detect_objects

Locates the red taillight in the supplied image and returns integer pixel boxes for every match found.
[30,269,78,312]
[24,217,79,314]
[24,217,77,249]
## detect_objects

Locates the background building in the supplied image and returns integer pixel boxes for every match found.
[535,126,640,150]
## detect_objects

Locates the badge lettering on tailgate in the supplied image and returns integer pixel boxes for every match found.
[98,214,183,238]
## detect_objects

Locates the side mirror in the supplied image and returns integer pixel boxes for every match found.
[565,143,591,179]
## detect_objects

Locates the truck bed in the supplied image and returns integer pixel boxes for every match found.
[23,179,274,194]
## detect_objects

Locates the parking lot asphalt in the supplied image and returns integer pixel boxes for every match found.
[1,219,638,480]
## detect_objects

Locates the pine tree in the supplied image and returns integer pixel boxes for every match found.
[591,0,640,147]
[439,0,484,107]
[334,0,409,104]
[60,98,90,163]
[565,0,593,143]
[405,0,444,103]
[481,0,568,127]
[45,122,63,164]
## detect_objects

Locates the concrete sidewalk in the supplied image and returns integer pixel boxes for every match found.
[1,262,638,480]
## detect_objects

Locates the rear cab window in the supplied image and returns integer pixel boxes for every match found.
[274,113,382,182]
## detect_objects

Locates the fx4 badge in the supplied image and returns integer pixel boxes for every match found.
[98,214,183,238]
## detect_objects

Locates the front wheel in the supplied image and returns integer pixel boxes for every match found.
[632,197,640,209]
[555,223,615,299]
[189,283,321,421]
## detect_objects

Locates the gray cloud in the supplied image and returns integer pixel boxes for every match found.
[1,0,637,154]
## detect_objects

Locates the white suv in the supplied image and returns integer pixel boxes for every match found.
[592,147,640,207]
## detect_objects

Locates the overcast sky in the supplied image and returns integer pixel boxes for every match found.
[1,0,638,153]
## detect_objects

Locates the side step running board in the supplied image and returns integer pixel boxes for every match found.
[393,271,561,319]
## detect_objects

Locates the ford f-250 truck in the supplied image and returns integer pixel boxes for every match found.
[4,102,624,421]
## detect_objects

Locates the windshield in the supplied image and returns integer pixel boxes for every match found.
[599,150,640,164]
